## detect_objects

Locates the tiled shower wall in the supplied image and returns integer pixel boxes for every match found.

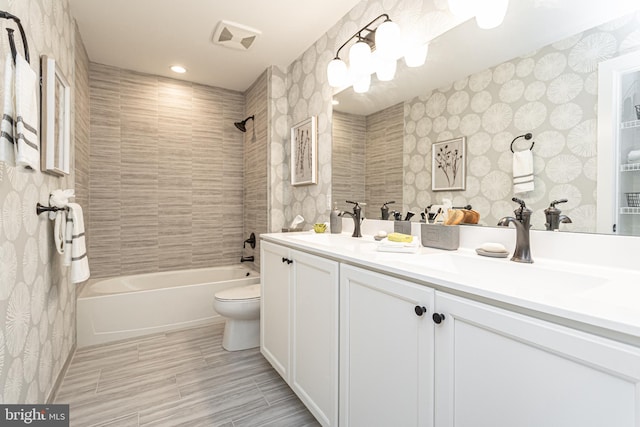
[332,111,365,211]
[365,103,404,219]
[88,64,245,278]
[332,103,404,219]
[0,0,79,403]
[243,70,268,267]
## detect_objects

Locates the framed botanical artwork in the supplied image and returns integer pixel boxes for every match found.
[291,116,317,186]
[40,55,71,176]
[432,137,466,191]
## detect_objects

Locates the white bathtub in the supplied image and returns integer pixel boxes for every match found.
[77,265,260,347]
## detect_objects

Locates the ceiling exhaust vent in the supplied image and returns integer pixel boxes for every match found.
[212,20,261,51]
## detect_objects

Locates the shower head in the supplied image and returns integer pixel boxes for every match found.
[234,115,255,132]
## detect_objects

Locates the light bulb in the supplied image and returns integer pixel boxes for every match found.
[375,57,397,81]
[353,74,371,93]
[349,40,372,80]
[404,43,429,68]
[327,58,348,88]
[475,0,509,29]
[375,20,401,61]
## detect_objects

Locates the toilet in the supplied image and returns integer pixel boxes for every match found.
[213,284,261,351]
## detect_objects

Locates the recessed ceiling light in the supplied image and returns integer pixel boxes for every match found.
[171,65,187,73]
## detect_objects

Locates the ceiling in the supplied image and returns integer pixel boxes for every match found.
[70,0,361,92]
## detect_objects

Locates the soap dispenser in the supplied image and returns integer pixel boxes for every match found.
[330,202,342,234]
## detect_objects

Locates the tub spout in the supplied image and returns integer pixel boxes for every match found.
[241,256,254,263]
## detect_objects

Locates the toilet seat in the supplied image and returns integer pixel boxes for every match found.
[214,284,260,302]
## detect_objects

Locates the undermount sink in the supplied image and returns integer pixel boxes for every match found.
[281,232,608,298]
[402,252,607,296]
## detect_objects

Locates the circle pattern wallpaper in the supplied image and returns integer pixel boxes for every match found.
[0,0,76,404]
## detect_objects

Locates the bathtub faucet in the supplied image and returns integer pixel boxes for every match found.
[241,256,254,263]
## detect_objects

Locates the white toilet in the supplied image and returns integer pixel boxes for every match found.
[213,284,261,351]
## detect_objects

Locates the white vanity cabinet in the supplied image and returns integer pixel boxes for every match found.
[433,292,640,427]
[339,265,435,427]
[260,241,339,427]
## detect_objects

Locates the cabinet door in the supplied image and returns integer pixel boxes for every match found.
[434,291,640,427]
[291,250,339,427]
[260,241,292,379]
[340,264,435,427]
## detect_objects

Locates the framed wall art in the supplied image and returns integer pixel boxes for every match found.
[40,55,70,176]
[432,137,466,191]
[291,116,317,186]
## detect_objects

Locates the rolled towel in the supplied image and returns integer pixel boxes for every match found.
[1,53,15,163]
[628,150,640,163]
[14,53,39,169]
[513,150,534,193]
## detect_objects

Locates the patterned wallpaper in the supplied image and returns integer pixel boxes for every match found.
[87,64,246,278]
[0,0,78,403]
[271,0,464,228]
[403,11,640,232]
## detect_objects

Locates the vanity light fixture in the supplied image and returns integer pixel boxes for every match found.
[170,65,187,73]
[327,13,407,91]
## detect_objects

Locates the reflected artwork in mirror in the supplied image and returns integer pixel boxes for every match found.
[332,4,640,235]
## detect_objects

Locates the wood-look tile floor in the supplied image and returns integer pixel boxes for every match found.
[55,323,321,427]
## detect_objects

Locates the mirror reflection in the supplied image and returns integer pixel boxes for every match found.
[332,2,640,235]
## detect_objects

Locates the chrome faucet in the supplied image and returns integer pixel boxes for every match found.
[544,199,572,231]
[339,200,363,238]
[497,197,533,263]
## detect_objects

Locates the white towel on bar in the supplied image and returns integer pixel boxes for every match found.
[14,53,39,169]
[65,203,90,284]
[1,52,15,163]
[513,149,534,193]
[53,209,67,255]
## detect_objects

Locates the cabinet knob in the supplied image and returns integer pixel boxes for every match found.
[414,306,427,316]
[432,313,446,324]
[281,257,287,263]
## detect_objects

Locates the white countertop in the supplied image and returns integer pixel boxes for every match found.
[262,231,640,343]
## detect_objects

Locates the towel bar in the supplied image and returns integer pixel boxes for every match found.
[36,203,68,216]
[0,10,30,64]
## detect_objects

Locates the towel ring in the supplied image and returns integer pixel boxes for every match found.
[510,133,534,153]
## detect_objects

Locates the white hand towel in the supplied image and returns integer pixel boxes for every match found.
[66,203,90,284]
[53,210,67,255]
[377,237,421,253]
[14,54,39,170]
[628,150,640,163]
[1,52,15,163]
[513,150,534,193]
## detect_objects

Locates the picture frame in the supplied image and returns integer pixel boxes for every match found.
[432,137,466,191]
[40,55,70,176]
[291,116,317,186]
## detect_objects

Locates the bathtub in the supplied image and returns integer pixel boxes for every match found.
[77,265,260,347]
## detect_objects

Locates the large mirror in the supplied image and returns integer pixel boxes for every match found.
[332,0,640,235]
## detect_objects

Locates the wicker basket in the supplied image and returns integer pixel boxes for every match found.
[626,192,640,207]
